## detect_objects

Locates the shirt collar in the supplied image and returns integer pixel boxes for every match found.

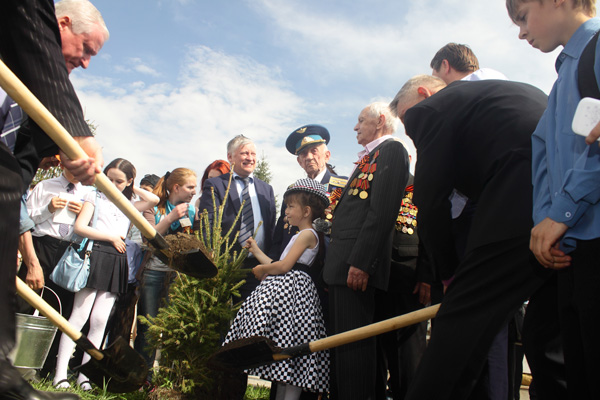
[556,18,600,72]
[232,171,254,183]
[312,168,327,182]
[357,135,392,159]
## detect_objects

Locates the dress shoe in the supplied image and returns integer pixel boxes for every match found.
[0,378,79,400]
[0,359,79,400]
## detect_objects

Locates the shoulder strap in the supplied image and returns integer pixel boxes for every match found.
[78,190,99,253]
[578,29,600,99]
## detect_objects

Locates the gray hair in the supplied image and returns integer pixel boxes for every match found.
[389,75,446,117]
[227,134,254,155]
[55,0,109,40]
[364,101,399,134]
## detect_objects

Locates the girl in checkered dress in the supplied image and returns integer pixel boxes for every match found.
[224,179,330,399]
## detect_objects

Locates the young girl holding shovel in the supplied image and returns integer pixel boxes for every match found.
[224,178,330,400]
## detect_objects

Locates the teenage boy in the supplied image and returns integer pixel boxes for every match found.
[507,0,600,398]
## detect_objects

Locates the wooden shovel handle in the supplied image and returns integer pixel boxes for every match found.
[309,303,440,353]
[0,60,162,246]
[15,278,103,360]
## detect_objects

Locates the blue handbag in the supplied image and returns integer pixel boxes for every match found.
[50,191,99,292]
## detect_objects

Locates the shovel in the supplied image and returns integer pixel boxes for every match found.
[16,278,146,392]
[0,60,217,280]
[210,303,440,370]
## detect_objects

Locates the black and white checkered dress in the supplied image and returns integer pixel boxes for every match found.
[224,229,329,392]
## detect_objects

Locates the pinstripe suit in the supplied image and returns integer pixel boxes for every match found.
[0,0,94,387]
[323,137,408,399]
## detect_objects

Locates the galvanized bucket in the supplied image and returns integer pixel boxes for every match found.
[9,286,61,369]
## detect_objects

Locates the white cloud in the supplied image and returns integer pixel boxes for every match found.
[73,45,307,199]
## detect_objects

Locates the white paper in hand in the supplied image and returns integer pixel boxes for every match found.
[53,192,78,224]
[572,97,600,139]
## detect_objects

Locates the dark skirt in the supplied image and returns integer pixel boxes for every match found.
[86,241,128,294]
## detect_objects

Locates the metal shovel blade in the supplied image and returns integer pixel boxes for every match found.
[209,336,281,370]
[74,336,147,393]
[152,247,218,279]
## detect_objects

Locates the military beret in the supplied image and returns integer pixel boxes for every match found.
[285,124,330,155]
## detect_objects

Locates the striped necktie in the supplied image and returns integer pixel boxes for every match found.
[237,176,254,245]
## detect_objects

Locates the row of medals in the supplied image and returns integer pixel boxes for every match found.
[348,171,373,199]
[397,193,417,235]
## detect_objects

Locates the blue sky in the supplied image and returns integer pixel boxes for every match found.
[69,0,561,200]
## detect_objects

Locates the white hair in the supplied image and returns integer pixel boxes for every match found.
[364,101,399,134]
[55,0,109,40]
[227,134,254,155]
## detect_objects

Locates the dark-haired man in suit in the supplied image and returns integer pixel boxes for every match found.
[198,134,276,301]
[390,75,550,400]
[323,102,409,399]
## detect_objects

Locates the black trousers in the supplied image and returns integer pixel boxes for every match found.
[329,285,378,400]
[405,236,548,400]
[522,273,566,400]
[0,146,25,389]
[557,238,600,399]
[374,264,426,400]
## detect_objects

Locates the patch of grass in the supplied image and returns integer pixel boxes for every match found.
[244,384,271,400]
[30,378,269,399]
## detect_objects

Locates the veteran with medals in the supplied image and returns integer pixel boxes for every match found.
[269,124,347,260]
[323,102,409,399]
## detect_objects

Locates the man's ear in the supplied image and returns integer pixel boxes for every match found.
[57,16,71,32]
[377,114,386,130]
[324,150,331,163]
[417,86,433,99]
[297,156,303,167]
[441,59,451,74]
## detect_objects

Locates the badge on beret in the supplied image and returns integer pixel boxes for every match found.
[285,124,330,154]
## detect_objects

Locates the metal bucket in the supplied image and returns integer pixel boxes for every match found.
[9,287,61,369]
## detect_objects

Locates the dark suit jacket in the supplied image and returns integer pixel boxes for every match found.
[323,138,409,291]
[198,172,276,254]
[0,0,93,185]
[268,169,347,259]
[404,80,548,281]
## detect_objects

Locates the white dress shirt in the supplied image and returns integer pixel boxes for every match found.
[232,172,266,250]
[27,174,92,240]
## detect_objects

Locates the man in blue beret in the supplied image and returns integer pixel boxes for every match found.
[269,124,347,260]
[268,124,346,400]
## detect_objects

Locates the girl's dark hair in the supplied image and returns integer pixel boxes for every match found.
[104,158,136,200]
[283,191,327,269]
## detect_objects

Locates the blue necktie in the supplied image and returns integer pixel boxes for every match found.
[237,177,254,245]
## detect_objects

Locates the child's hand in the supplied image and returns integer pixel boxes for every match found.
[49,196,68,213]
[110,235,127,253]
[245,237,258,254]
[67,200,83,215]
[168,203,190,223]
[252,265,267,280]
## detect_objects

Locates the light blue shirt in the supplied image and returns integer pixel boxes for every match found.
[532,18,600,252]
[232,172,265,250]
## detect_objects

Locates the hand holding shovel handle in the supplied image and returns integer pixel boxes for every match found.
[0,59,216,279]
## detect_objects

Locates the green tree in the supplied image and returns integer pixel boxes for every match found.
[253,152,272,184]
[253,152,279,210]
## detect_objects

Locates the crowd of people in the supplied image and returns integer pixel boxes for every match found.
[2,0,600,400]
